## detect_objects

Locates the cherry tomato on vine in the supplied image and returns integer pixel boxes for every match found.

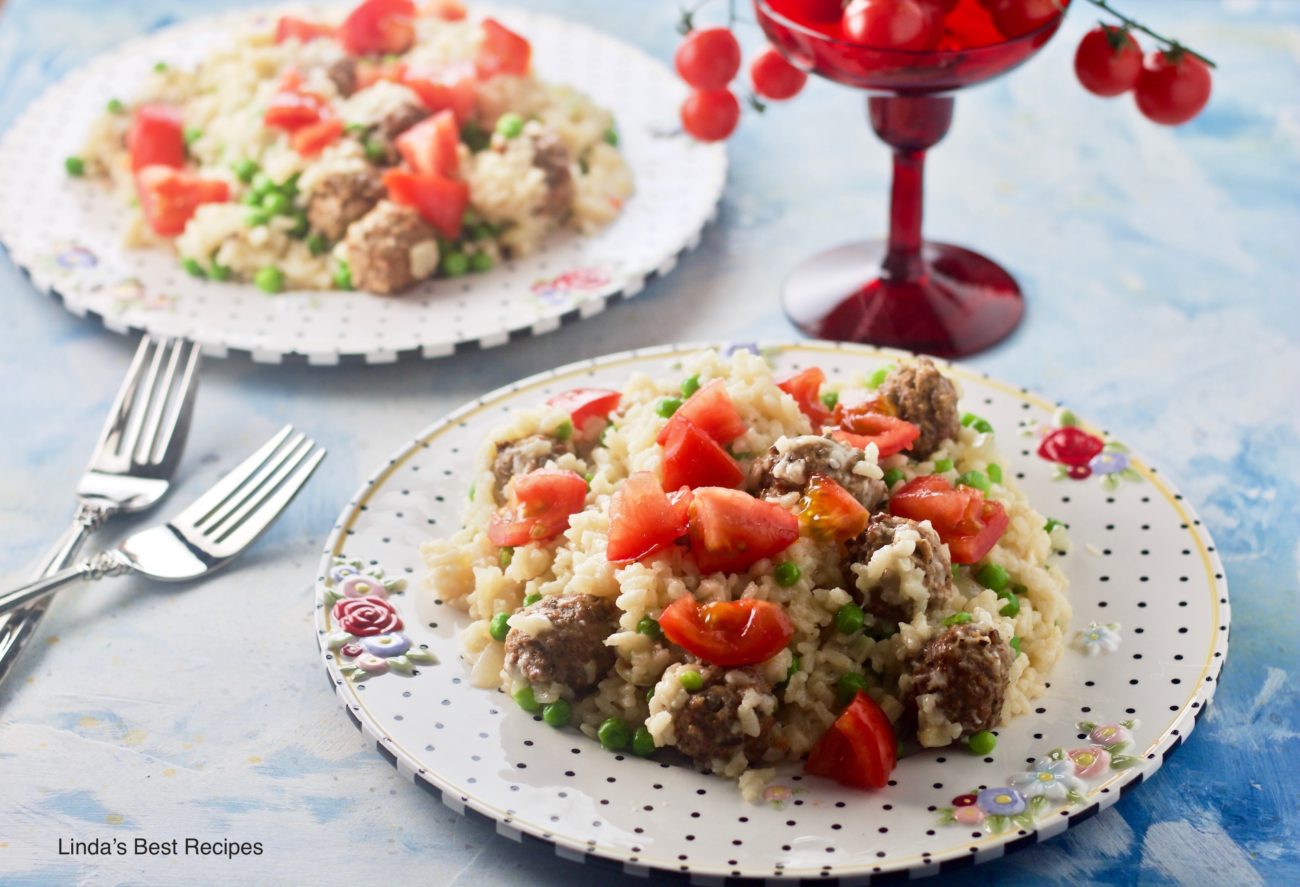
[987,0,1060,39]
[1134,49,1212,126]
[1074,25,1143,97]
[842,0,942,52]
[681,88,741,141]
[675,27,742,91]
[750,47,808,101]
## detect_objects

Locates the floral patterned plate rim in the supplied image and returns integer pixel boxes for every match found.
[312,342,1229,882]
[0,4,725,365]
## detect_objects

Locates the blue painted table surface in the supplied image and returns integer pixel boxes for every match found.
[1,1,1297,884]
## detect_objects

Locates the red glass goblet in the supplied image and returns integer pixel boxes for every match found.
[755,0,1068,357]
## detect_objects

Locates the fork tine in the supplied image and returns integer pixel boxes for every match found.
[210,446,326,554]
[199,433,312,535]
[145,340,201,466]
[205,436,318,541]
[173,425,295,526]
[132,339,184,467]
[117,337,168,463]
[92,336,157,466]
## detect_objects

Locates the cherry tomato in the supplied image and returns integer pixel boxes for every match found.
[395,110,460,177]
[680,88,741,142]
[487,469,588,546]
[1036,426,1104,468]
[750,47,808,101]
[475,18,532,79]
[135,165,229,237]
[545,388,621,433]
[675,27,742,91]
[776,367,832,427]
[291,117,344,156]
[658,596,794,667]
[127,105,186,172]
[1073,25,1143,97]
[656,378,746,447]
[794,0,848,23]
[662,419,744,492]
[987,0,1060,39]
[606,472,690,563]
[798,475,869,543]
[688,487,800,574]
[275,16,335,43]
[338,0,417,56]
[381,168,469,240]
[888,475,1008,564]
[805,691,897,790]
[842,0,942,52]
[1134,50,1212,126]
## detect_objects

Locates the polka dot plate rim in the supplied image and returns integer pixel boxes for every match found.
[0,4,726,365]
[313,341,1229,882]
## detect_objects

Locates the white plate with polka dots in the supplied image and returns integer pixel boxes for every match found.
[0,4,725,365]
[313,342,1229,882]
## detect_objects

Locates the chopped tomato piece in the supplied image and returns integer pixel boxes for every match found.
[832,391,895,424]
[831,414,920,458]
[127,105,185,172]
[381,168,468,240]
[475,18,531,79]
[487,469,587,547]
[945,499,1009,565]
[339,0,417,56]
[656,379,746,447]
[606,472,690,564]
[264,91,330,131]
[658,596,794,667]
[356,58,407,90]
[291,117,345,156]
[275,16,336,43]
[798,475,869,542]
[424,0,467,21]
[395,110,460,177]
[545,388,621,433]
[888,475,1009,564]
[662,419,744,491]
[805,691,896,790]
[402,64,478,122]
[688,487,799,574]
[135,165,229,237]
[776,367,833,428]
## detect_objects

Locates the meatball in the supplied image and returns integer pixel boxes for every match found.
[878,357,961,460]
[325,56,358,97]
[844,514,955,625]
[503,594,618,692]
[909,624,1013,747]
[492,434,575,499]
[378,101,430,140]
[672,666,776,768]
[748,434,886,509]
[343,201,439,294]
[307,169,385,242]
[529,131,574,217]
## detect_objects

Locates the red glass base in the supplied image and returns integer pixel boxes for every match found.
[782,240,1024,358]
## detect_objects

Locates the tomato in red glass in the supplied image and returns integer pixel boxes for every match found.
[1073,25,1142,97]
[798,475,869,543]
[658,596,794,667]
[1134,50,1212,126]
[776,367,832,427]
[402,64,478,121]
[275,16,335,43]
[662,420,744,492]
[680,88,741,142]
[292,117,345,156]
[606,472,690,563]
[805,691,897,790]
[750,48,808,101]
[396,110,460,177]
[425,0,466,20]
[791,0,847,23]
[687,487,800,574]
[381,169,468,240]
[264,91,330,131]
[339,0,417,56]
[832,415,920,458]
[487,469,587,547]
[475,18,531,79]
[127,105,186,172]
[842,0,942,52]
[545,388,621,433]
[987,0,1059,39]
[657,379,746,446]
[1036,426,1103,468]
[675,27,742,91]
[888,475,1008,564]
[135,165,230,237]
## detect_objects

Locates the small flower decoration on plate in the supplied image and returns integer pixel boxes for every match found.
[1027,409,1143,489]
[323,556,435,682]
[1074,621,1122,656]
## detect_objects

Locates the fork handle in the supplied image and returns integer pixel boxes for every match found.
[0,551,135,619]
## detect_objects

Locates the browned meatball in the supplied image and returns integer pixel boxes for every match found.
[909,624,1013,744]
[844,514,955,625]
[343,201,438,294]
[307,169,385,242]
[503,594,618,692]
[672,666,775,768]
[378,101,430,140]
[492,434,575,499]
[529,131,573,217]
[749,434,886,509]
[878,357,960,460]
[325,57,358,97]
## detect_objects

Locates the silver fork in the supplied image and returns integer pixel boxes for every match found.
[0,335,200,687]
[0,425,325,616]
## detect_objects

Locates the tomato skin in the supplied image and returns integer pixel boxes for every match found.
[805,692,896,790]
[487,469,588,547]
[127,105,186,172]
[1134,50,1212,126]
[425,0,466,20]
[396,110,460,177]
[657,379,746,447]
[750,47,808,101]
[832,414,920,458]
[798,475,869,542]
[1073,26,1142,97]
[339,0,417,56]
[675,28,742,90]
[545,388,621,432]
[987,0,1060,39]
[888,475,1008,564]
[842,0,942,52]
[402,64,478,122]
[776,367,832,427]
[275,16,335,43]
[658,596,794,667]
[135,165,230,237]
[945,498,1008,564]
[680,89,740,142]
[291,117,344,156]
[688,487,800,574]
[264,91,330,131]
[607,472,690,564]
[1036,426,1103,467]
[476,18,532,79]
[662,419,745,492]
[382,168,469,240]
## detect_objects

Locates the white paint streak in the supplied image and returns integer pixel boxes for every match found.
[1249,667,1290,720]
[995,808,1134,885]
[1142,814,1265,887]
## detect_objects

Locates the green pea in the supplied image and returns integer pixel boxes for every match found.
[1044,518,1062,534]
[603,126,619,147]
[364,138,387,162]
[967,729,997,755]
[523,592,542,607]
[820,390,839,410]
[583,472,594,488]
[513,686,541,713]
[287,211,309,238]
[496,112,525,138]
[468,481,476,501]
[997,588,1020,618]
[441,250,470,277]
[260,191,290,215]
[645,686,655,703]
[209,261,232,282]
[631,726,656,757]
[774,562,801,587]
[943,612,974,627]
[107,98,125,114]
[153,61,168,73]
[956,470,990,493]
[932,458,954,473]
[469,251,494,272]
[241,190,262,207]
[542,699,571,727]
[233,158,259,184]
[787,654,801,680]
[1010,636,1022,657]
[253,265,284,294]
[883,468,905,488]
[306,232,328,257]
[181,257,207,279]
[835,603,865,635]
[345,122,368,136]
[282,172,300,197]
[975,562,1010,593]
[245,209,272,228]
[499,547,514,569]
[636,616,662,639]
[470,223,497,242]
[988,464,1003,484]
[64,156,85,177]
[597,717,630,751]
[656,397,682,418]
[678,669,703,692]
[553,419,574,441]
[333,260,353,290]
[489,612,511,642]
[680,374,701,398]
[867,365,893,389]
[836,672,869,705]
[183,126,203,148]
[973,418,994,434]
[250,172,275,197]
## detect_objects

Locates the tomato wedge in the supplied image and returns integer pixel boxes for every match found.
[425,0,467,20]
[606,472,690,564]
[475,18,532,79]
[339,0,417,56]
[797,475,869,542]
[776,366,833,428]
[662,419,744,491]
[656,379,746,447]
[291,117,344,156]
[275,16,335,43]
[487,469,587,547]
[135,165,229,237]
[658,596,794,667]
[888,475,1009,564]
[264,91,330,131]
[127,105,186,172]
[688,487,799,574]
[396,110,460,177]
[545,388,621,432]
[402,64,478,122]
[831,414,920,458]
[805,691,896,790]
[381,168,468,240]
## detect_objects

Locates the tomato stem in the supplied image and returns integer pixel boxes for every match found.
[1078,0,1217,68]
